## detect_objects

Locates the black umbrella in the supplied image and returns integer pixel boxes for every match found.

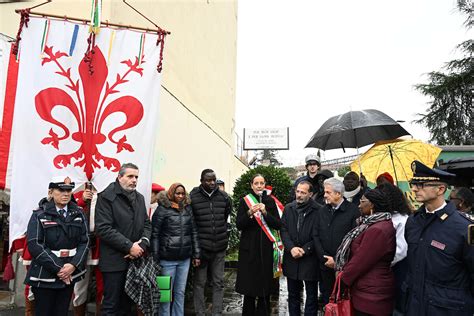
[305,109,410,151]
[305,109,411,173]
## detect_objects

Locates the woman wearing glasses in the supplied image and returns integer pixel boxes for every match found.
[151,183,201,316]
[335,189,396,316]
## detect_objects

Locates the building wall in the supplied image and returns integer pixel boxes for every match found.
[1,0,246,305]
[0,0,246,191]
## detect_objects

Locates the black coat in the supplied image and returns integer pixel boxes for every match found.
[25,200,89,288]
[313,199,360,270]
[95,181,151,272]
[235,192,281,297]
[281,199,321,281]
[151,191,200,261]
[403,202,474,316]
[190,186,232,254]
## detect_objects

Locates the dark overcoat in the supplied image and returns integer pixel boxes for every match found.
[280,199,321,281]
[235,191,281,297]
[313,199,360,270]
[403,202,474,316]
[95,180,151,272]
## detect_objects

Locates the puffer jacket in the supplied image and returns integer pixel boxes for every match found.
[190,186,232,253]
[25,199,89,288]
[151,191,200,261]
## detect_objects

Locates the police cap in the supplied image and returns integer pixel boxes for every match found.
[49,176,75,190]
[410,160,455,184]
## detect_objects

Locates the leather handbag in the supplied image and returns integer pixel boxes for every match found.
[324,273,354,316]
[156,275,172,303]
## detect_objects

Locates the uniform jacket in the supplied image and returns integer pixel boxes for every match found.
[341,220,396,315]
[95,180,151,272]
[151,191,201,261]
[190,186,232,254]
[281,199,321,281]
[313,199,360,270]
[404,202,474,316]
[25,199,89,288]
[235,191,281,297]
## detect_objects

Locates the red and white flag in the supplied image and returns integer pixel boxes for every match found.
[9,17,165,245]
[0,35,18,191]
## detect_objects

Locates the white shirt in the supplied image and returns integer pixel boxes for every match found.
[426,202,447,214]
[55,205,68,215]
[391,212,409,266]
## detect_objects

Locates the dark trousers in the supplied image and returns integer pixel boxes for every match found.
[320,268,336,305]
[193,250,226,315]
[286,278,318,315]
[242,295,271,316]
[101,271,135,316]
[31,285,74,316]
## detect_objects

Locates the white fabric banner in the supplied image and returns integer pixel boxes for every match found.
[0,35,11,128]
[10,17,163,244]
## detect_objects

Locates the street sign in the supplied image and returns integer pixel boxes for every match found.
[243,128,289,150]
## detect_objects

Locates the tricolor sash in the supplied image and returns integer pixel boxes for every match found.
[265,186,284,218]
[243,193,283,278]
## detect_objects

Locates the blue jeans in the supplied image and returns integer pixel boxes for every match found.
[287,278,318,315]
[159,258,191,316]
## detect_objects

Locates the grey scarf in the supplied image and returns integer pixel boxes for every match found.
[335,212,391,271]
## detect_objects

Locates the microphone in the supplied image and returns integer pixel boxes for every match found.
[257,191,263,203]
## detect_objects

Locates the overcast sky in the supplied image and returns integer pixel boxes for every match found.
[235,0,472,166]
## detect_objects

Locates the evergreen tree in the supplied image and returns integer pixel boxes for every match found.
[415,1,474,145]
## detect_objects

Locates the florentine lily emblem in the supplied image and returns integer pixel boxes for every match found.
[36,46,144,180]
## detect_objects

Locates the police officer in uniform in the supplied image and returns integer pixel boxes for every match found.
[25,176,89,316]
[403,161,474,316]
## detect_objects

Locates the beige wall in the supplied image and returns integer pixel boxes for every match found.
[0,0,246,193]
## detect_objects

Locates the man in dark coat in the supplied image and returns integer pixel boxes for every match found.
[313,177,360,305]
[404,161,474,316]
[281,181,322,315]
[343,171,367,207]
[190,169,232,316]
[95,163,152,316]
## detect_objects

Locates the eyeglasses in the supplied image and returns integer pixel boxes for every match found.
[409,182,444,189]
[175,192,186,196]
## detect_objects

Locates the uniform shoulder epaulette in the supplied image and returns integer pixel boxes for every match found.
[458,211,474,223]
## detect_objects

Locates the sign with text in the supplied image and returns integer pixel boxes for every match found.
[243,128,289,150]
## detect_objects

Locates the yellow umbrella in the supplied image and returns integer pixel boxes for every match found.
[350,139,442,184]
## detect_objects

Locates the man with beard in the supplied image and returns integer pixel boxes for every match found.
[281,181,322,315]
[190,169,232,316]
[95,163,151,315]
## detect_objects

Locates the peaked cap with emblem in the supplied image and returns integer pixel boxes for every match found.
[410,160,455,184]
[48,176,75,190]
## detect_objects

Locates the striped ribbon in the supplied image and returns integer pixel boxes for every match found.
[40,19,51,55]
[89,0,102,34]
[138,33,146,65]
[243,194,284,278]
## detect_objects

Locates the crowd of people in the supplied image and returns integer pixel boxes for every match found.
[21,154,474,316]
